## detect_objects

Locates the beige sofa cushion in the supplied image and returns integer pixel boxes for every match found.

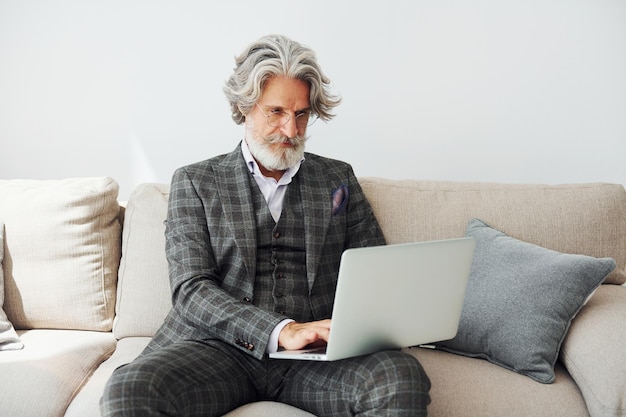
[360,179,626,285]
[0,329,116,417]
[113,183,172,338]
[65,336,152,417]
[408,347,590,417]
[66,335,316,417]
[0,177,121,331]
[224,402,315,417]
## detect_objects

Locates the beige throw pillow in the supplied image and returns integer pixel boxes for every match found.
[0,221,23,350]
[0,178,121,331]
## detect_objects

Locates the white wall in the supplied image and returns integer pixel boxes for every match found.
[1,0,625,200]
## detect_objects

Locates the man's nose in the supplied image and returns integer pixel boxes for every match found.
[280,117,299,138]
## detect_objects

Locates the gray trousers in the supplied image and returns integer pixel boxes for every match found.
[100,340,431,417]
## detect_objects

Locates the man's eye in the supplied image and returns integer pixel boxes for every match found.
[269,109,284,115]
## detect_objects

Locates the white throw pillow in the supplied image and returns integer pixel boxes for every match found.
[0,178,121,331]
[0,221,23,350]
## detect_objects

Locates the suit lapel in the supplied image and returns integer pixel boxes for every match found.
[214,145,333,291]
[298,158,332,291]
[215,146,257,281]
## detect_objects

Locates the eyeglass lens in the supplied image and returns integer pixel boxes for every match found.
[267,111,316,128]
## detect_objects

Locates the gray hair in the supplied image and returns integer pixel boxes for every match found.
[223,34,341,125]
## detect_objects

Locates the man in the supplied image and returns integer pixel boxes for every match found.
[101,34,430,417]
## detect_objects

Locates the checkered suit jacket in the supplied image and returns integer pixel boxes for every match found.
[145,144,385,361]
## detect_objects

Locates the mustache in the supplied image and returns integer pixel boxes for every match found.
[261,133,307,146]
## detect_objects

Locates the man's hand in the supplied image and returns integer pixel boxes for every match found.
[278,319,331,350]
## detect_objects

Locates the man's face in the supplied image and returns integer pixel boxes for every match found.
[244,76,311,174]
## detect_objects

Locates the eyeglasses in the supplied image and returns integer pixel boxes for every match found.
[255,103,317,129]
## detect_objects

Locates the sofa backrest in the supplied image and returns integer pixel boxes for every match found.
[0,177,121,331]
[113,179,626,339]
[113,183,171,338]
[359,178,626,285]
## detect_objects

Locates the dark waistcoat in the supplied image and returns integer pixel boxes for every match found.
[251,176,313,323]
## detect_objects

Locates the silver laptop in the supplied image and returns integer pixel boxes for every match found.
[269,237,476,361]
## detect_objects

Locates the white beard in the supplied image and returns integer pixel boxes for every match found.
[245,126,308,171]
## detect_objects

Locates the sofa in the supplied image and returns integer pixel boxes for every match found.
[1,176,625,417]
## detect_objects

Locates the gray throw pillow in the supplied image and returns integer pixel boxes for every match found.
[435,218,615,383]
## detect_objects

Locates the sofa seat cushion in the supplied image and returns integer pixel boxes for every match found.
[406,347,589,417]
[65,336,316,417]
[0,177,122,331]
[223,401,316,417]
[0,329,116,417]
[65,336,151,417]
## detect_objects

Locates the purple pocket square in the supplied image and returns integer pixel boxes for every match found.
[331,184,349,216]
